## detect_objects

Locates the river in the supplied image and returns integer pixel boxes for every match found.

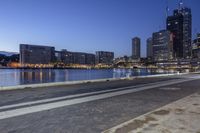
[0,68,171,87]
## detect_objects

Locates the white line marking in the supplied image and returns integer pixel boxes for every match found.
[0,77,198,120]
[0,79,180,110]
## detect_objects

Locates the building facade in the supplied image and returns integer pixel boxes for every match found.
[95,51,114,65]
[152,30,173,61]
[73,52,95,65]
[167,11,184,58]
[179,7,192,58]
[55,50,95,65]
[192,33,200,58]
[85,53,96,65]
[20,44,55,66]
[60,50,74,64]
[147,37,153,59]
[167,6,192,59]
[132,37,141,59]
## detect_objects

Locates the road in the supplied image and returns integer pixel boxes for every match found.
[0,74,199,133]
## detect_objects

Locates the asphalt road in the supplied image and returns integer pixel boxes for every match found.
[0,74,199,133]
[0,76,181,106]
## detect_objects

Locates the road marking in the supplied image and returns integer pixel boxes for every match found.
[0,79,180,111]
[0,77,198,120]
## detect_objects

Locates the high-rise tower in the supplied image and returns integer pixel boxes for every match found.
[132,37,141,59]
[147,37,153,59]
[152,30,173,61]
[166,1,192,59]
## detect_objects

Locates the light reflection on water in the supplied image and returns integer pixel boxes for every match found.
[0,68,169,87]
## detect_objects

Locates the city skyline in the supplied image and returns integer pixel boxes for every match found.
[0,0,200,57]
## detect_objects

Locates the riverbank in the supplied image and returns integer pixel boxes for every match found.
[0,67,113,69]
[0,68,176,88]
[1,70,199,91]
[0,72,187,91]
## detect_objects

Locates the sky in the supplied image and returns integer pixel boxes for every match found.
[0,0,200,57]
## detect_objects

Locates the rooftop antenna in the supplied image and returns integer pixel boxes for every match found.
[166,0,169,18]
[164,0,170,29]
[179,0,183,10]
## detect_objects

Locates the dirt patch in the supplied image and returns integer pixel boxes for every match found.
[161,128,172,133]
[193,103,199,106]
[115,119,144,133]
[115,116,157,133]
[189,111,200,115]
[179,127,185,130]
[144,116,157,122]
[153,110,170,115]
[149,123,159,127]
[175,108,185,114]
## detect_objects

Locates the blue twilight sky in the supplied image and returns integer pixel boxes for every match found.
[0,0,200,57]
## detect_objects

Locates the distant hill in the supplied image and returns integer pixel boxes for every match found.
[0,51,19,56]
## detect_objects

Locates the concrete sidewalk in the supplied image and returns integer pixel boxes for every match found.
[103,92,200,133]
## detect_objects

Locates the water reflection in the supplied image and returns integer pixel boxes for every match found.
[20,69,56,84]
[0,68,169,87]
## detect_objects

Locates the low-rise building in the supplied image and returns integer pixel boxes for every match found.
[20,44,55,66]
[55,50,95,65]
[95,51,114,65]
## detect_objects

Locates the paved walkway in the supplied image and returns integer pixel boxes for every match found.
[103,92,200,133]
[0,74,200,133]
